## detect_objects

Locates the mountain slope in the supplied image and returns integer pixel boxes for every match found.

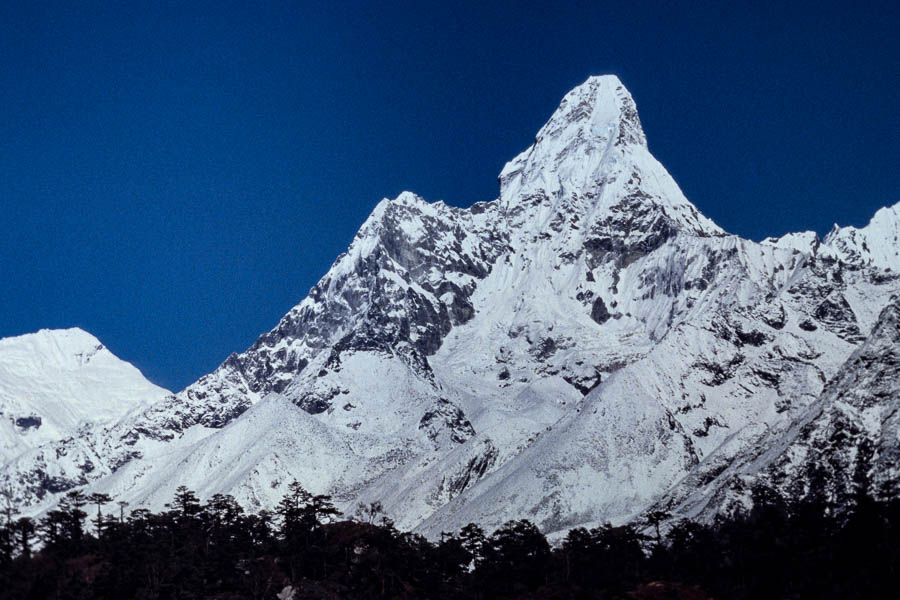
[3,76,898,536]
[651,293,900,521]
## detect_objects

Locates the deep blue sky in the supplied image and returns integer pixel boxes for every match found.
[1,1,897,391]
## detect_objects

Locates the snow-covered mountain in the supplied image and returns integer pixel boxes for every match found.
[0,328,169,463]
[2,75,898,537]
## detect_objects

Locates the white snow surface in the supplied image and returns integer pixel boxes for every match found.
[0,328,169,462]
[3,75,899,538]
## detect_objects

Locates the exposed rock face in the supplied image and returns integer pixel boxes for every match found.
[590,298,611,325]
[2,76,898,538]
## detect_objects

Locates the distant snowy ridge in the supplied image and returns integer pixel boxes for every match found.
[762,202,900,271]
[2,76,898,538]
[0,328,169,463]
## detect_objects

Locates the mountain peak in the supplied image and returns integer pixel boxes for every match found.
[538,75,645,143]
[498,75,722,239]
[550,74,645,146]
[499,75,646,194]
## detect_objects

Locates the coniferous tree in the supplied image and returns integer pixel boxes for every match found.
[86,492,112,539]
[13,517,35,559]
[0,485,18,565]
[482,519,551,595]
[642,509,670,547]
[458,522,487,569]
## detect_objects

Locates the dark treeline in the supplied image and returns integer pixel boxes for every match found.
[0,482,897,599]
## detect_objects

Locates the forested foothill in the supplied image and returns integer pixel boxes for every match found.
[0,481,896,599]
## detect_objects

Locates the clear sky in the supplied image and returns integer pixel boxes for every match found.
[1,1,897,391]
